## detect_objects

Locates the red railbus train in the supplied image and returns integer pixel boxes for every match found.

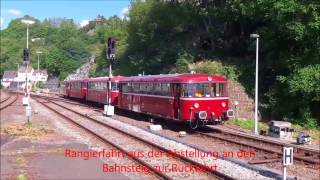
[60,76,123,105]
[118,74,233,128]
[87,76,122,105]
[60,74,233,129]
[61,79,88,99]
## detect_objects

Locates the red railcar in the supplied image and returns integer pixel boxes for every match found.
[118,74,233,128]
[59,80,69,97]
[86,76,123,105]
[60,79,87,99]
[68,79,88,99]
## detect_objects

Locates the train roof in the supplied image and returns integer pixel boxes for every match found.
[65,79,89,83]
[120,73,227,83]
[87,76,124,82]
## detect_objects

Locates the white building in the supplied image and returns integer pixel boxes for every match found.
[32,69,48,82]
[1,66,48,89]
[1,71,17,88]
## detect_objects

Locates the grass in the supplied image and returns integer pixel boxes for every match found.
[227,119,320,144]
[17,174,27,180]
[227,119,269,132]
[1,122,52,140]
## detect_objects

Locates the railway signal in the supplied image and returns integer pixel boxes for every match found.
[23,48,30,64]
[105,37,116,116]
[107,37,116,65]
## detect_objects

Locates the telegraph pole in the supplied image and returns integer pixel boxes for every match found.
[250,33,260,135]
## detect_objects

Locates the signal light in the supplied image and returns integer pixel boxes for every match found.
[106,37,116,64]
[107,37,112,47]
[23,48,29,63]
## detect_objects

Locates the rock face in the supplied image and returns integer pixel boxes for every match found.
[64,56,95,81]
[43,76,60,92]
[227,79,255,120]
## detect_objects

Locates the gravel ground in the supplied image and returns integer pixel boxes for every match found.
[52,100,283,180]
[32,98,157,180]
[52,99,320,180]
[44,100,221,179]
[1,96,151,180]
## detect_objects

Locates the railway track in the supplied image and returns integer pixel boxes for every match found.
[35,96,234,180]
[199,126,320,167]
[33,93,320,166]
[0,94,18,111]
[1,94,11,104]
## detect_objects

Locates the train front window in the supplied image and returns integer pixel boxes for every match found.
[111,82,118,91]
[181,83,226,98]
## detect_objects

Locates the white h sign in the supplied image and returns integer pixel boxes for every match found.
[283,147,293,165]
[282,147,293,180]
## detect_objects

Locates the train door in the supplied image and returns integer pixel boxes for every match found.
[81,81,87,99]
[102,81,108,104]
[66,82,70,97]
[173,83,181,120]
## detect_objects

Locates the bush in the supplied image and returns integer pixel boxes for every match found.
[172,51,193,73]
[189,60,239,80]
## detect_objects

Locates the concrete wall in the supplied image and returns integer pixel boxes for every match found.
[227,80,254,120]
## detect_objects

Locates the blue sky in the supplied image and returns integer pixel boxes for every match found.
[0,0,131,29]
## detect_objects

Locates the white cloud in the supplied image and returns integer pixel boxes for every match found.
[0,16,3,28]
[80,19,89,27]
[6,9,22,16]
[120,6,129,20]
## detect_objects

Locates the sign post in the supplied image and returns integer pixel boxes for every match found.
[283,147,293,180]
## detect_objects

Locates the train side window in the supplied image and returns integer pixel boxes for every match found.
[215,83,220,97]
[154,83,161,95]
[143,83,148,94]
[146,83,152,94]
[182,84,194,98]
[161,83,169,96]
[132,83,138,93]
[139,83,144,94]
[122,83,128,93]
[111,82,118,91]
[215,83,226,97]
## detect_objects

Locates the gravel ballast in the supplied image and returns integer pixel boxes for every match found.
[91,114,277,180]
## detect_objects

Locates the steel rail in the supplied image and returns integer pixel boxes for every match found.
[199,129,320,166]
[0,95,11,104]
[0,94,18,111]
[34,97,171,180]
[38,96,234,180]
[36,93,319,166]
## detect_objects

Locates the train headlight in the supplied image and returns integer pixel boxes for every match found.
[199,111,207,119]
[221,102,226,107]
[194,103,199,109]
